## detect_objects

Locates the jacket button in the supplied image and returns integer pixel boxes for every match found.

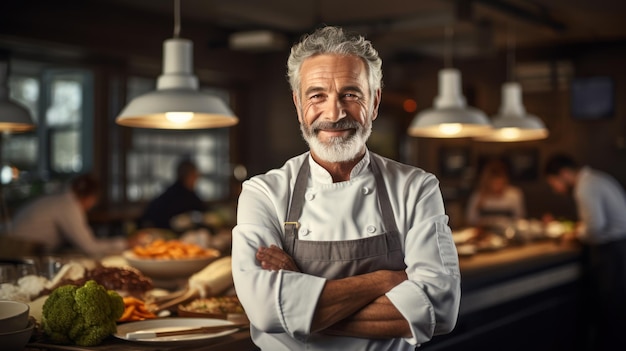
[305,192,315,201]
[366,225,377,233]
[299,228,310,236]
[362,187,371,195]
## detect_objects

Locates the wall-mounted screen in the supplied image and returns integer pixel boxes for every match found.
[570,76,614,120]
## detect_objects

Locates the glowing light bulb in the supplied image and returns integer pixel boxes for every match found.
[1,165,13,185]
[165,112,194,124]
[438,123,462,135]
[500,128,521,140]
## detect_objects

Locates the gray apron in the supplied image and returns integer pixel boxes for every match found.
[283,155,406,279]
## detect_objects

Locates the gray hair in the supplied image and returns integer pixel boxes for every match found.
[287,26,383,101]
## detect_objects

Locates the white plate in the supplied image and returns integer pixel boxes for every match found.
[114,318,238,344]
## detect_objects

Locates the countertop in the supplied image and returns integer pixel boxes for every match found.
[459,239,581,289]
[457,239,582,315]
[23,240,581,351]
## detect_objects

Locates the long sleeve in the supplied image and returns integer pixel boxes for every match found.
[232,180,327,338]
[385,172,461,345]
[575,168,626,243]
[57,198,127,257]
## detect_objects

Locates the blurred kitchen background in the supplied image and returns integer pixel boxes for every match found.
[0,0,624,233]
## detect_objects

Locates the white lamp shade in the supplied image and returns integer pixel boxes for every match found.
[116,38,238,129]
[116,88,238,129]
[0,98,36,132]
[476,82,548,142]
[408,68,492,138]
[0,59,36,132]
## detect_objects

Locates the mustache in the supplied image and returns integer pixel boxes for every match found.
[312,119,360,132]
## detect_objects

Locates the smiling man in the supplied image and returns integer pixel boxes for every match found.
[231,26,461,351]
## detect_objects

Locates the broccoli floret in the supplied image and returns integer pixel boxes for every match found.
[42,280,125,346]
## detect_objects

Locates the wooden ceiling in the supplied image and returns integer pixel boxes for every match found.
[97,0,626,59]
[1,0,625,65]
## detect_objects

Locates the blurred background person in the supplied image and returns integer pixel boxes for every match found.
[7,173,127,257]
[466,159,526,231]
[137,157,206,232]
[544,153,626,351]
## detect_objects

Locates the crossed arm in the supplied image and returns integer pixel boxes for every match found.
[256,245,411,338]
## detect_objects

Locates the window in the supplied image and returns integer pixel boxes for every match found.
[5,75,39,171]
[3,61,94,203]
[45,72,93,173]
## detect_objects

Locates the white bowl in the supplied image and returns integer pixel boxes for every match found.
[123,250,219,280]
[0,301,30,333]
[0,318,34,351]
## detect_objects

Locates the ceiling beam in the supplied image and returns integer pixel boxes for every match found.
[473,0,566,32]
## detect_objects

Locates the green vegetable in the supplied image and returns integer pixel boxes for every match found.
[42,280,124,346]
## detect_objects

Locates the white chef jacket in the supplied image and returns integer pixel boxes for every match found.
[575,166,626,244]
[9,190,126,256]
[232,150,461,350]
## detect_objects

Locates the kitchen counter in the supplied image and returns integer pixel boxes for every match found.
[424,240,584,351]
[458,240,582,313]
[24,240,582,351]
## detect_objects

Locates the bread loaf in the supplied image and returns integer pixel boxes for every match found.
[188,256,233,297]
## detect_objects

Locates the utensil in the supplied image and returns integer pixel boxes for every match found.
[147,287,200,313]
[125,322,248,340]
[145,256,233,313]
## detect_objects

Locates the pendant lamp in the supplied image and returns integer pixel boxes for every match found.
[116,0,238,129]
[475,31,548,142]
[475,82,548,141]
[408,27,491,138]
[408,68,492,138]
[0,59,36,132]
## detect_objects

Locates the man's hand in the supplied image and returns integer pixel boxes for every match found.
[256,245,300,272]
[255,245,410,337]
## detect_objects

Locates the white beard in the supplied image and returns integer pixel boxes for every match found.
[300,117,372,163]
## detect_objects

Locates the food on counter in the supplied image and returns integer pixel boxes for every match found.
[0,275,50,303]
[452,227,507,255]
[0,261,90,303]
[179,296,244,317]
[84,266,153,297]
[45,261,86,289]
[132,239,220,260]
[41,266,153,299]
[146,256,234,312]
[42,280,124,347]
[118,296,157,322]
[544,220,575,239]
[27,294,48,323]
[188,255,233,298]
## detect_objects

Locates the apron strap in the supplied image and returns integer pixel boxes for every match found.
[283,157,310,255]
[370,155,400,234]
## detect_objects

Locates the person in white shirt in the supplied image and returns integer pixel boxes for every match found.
[8,174,127,257]
[544,153,626,351]
[231,26,461,351]
[466,159,526,231]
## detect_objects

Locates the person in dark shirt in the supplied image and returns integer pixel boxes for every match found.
[137,158,205,231]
